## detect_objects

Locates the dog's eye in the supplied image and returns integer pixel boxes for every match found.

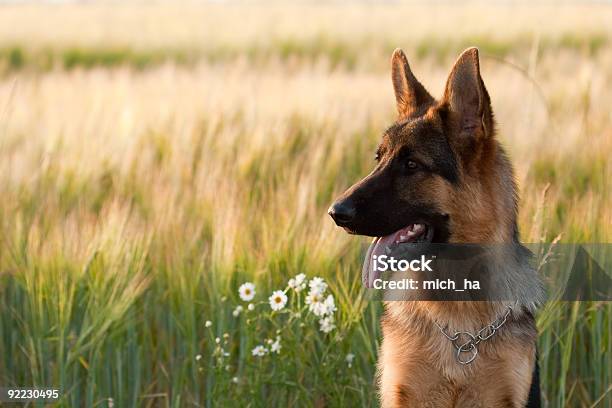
[406,160,419,170]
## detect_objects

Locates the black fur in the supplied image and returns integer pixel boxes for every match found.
[526,350,541,407]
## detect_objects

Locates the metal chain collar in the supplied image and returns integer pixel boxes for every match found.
[435,305,513,365]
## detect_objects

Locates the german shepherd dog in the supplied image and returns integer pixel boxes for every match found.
[328,48,542,407]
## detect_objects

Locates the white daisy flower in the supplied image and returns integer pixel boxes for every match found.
[195,354,202,361]
[308,277,327,295]
[319,316,336,333]
[289,273,307,292]
[232,377,239,384]
[268,290,288,311]
[306,290,326,316]
[322,294,337,315]
[270,337,282,354]
[346,353,355,368]
[295,273,306,285]
[232,305,243,317]
[247,303,255,311]
[205,320,212,328]
[238,282,256,302]
[251,345,268,357]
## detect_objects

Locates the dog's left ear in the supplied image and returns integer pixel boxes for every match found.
[441,47,493,140]
[391,49,434,119]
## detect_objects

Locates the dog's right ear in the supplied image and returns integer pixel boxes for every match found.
[391,49,434,119]
[441,47,493,141]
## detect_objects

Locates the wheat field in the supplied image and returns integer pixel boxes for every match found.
[0,2,610,407]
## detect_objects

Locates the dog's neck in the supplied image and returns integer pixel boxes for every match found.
[385,242,544,331]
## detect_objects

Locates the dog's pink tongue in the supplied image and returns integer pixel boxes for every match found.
[363,234,397,288]
[362,224,426,288]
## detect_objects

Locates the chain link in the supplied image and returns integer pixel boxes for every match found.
[435,305,513,365]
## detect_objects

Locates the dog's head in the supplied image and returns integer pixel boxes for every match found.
[329,47,518,252]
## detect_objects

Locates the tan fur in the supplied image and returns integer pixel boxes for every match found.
[378,49,539,407]
[380,301,536,407]
[329,47,541,407]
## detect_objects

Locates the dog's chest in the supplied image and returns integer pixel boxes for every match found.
[379,303,536,407]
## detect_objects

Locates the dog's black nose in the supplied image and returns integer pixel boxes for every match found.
[328,200,356,226]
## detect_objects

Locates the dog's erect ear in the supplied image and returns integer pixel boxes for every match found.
[391,49,434,119]
[441,47,493,139]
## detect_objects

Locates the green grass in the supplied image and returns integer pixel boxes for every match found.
[0,31,608,74]
[0,206,378,406]
[0,115,609,406]
[0,22,610,405]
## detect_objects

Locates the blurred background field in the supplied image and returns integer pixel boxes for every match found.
[0,1,610,407]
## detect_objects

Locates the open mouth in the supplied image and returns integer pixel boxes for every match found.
[362,223,434,288]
